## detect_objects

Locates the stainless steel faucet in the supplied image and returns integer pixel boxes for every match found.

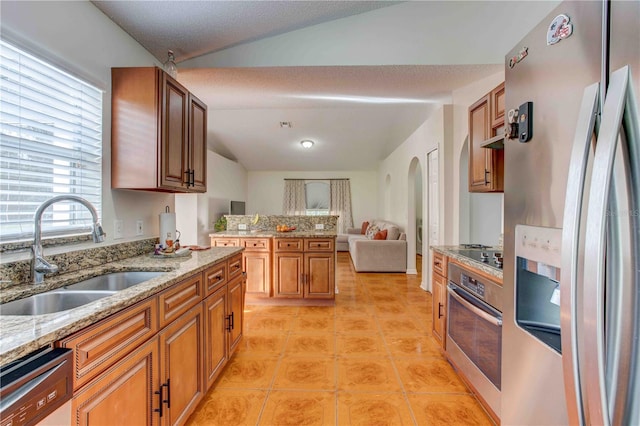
[32,195,106,284]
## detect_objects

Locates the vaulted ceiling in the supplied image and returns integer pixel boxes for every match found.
[92,1,560,170]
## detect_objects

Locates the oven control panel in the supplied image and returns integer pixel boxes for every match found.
[461,274,485,298]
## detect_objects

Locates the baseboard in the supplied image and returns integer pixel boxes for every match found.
[420,281,429,291]
[405,268,417,275]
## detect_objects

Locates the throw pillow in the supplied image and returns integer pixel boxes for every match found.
[360,221,369,235]
[365,224,380,239]
[373,229,388,240]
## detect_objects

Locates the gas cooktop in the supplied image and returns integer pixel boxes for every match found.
[450,248,504,269]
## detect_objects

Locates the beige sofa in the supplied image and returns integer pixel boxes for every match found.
[341,220,407,272]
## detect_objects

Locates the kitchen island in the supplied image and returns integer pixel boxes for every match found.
[211,230,337,304]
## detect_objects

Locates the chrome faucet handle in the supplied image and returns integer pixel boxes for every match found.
[34,256,58,274]
[93,223,106,243]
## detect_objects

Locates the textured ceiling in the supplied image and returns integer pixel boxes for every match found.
[178,64,503,169]
[91,1,399,62]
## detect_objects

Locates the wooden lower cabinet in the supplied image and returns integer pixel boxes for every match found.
[158,304,204,426]
[203,285,228,389]
[273,252,303,298]
[72,337,160,426]
[305,253,334,298]
[64,255,245,426]
[202,273,245,389]
[273,238,335,300]
[431,272,447,347]
[243,252,270,296]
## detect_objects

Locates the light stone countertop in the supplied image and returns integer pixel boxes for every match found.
[0,247,243,366]
[210,230,337,238]
[431,246,504,281]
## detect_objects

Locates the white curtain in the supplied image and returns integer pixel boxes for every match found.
[282,180,306,215]
[330,179,354,234]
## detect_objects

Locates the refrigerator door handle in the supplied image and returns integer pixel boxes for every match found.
[560,81,600,426]
[583,65,638,426]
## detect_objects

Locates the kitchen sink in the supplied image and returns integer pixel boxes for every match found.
[63,271,165,291]
[0,291,116,316]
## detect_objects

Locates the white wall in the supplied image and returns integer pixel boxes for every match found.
[449,71,505,246]
[176,151,248,246]
[247,171,377,227]
[1,1,174,242]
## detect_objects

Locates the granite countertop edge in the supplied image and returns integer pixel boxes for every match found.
[211,230,337,238]
[0,247,244,366]
[430,245,504,281]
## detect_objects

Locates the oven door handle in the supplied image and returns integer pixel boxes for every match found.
[448,285,502,327]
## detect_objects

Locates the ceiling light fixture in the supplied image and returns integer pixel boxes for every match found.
[300,140,314,149]
[163,50,178,79]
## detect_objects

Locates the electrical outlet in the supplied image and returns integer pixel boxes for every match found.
[136,220,144,236]
[238,224,247,230]
[114,219,124,239]
[315,224,324,230]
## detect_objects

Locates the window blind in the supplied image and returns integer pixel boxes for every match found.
[0,40,102,243]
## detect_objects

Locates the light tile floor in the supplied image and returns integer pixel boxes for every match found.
[186,252,494,426]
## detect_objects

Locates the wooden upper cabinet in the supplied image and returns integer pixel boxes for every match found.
[111,67,207,193]
[468,82,505,193]
[189,94,207,192]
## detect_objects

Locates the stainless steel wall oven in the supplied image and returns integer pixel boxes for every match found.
[446,262,503,418]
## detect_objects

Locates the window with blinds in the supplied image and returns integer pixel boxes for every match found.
[0,40,102,243]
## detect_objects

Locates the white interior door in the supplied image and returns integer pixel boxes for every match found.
[424,149,439,291]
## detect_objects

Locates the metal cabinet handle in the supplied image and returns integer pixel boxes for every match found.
[190,170,195,186]
[225,314,232,332]
[484,169,490,185]
[154,386,163,417]
[183,170,190,186]
[230,311,235,330]
[163,379,170,409]
[438,302,444,319]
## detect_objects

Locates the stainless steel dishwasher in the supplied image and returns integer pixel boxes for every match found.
[0,347,73,426]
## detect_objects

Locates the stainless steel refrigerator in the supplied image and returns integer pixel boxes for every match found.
[502,1,639,425]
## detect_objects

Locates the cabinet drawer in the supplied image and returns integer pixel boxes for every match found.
[158,273,204,328]
[58,298,158,391]
[211,238,240,247]
[204,261,227,296]
[228,253,243,279]
[274,238,303,252]
[242,238,270,251]
[304,238,334,252]
[432,251,447,277]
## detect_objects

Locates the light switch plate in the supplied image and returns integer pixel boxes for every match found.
[238,224,247,230]
[315,224,324,230]
[114,219,123,239]
[136,220,144,236]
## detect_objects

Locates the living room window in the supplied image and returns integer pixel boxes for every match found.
[0,39,103,243]
[305,181,329,216]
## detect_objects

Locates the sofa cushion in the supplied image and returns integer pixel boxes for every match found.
[360,221,369,234]
[369,220,400,240]
[373,229,388,240]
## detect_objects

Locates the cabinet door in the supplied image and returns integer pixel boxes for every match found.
[227,276,245,355]
[431,272,447,348]
[273,252,303,298]
[203,286,228,390]
[159,305,204,426]
[72,337,160,426]
[468,94,491,192]
[243,252,270,296]
[305,253,335,299]
[160,74,189,191]
[189,94,207,192]
[490,82,505,130]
